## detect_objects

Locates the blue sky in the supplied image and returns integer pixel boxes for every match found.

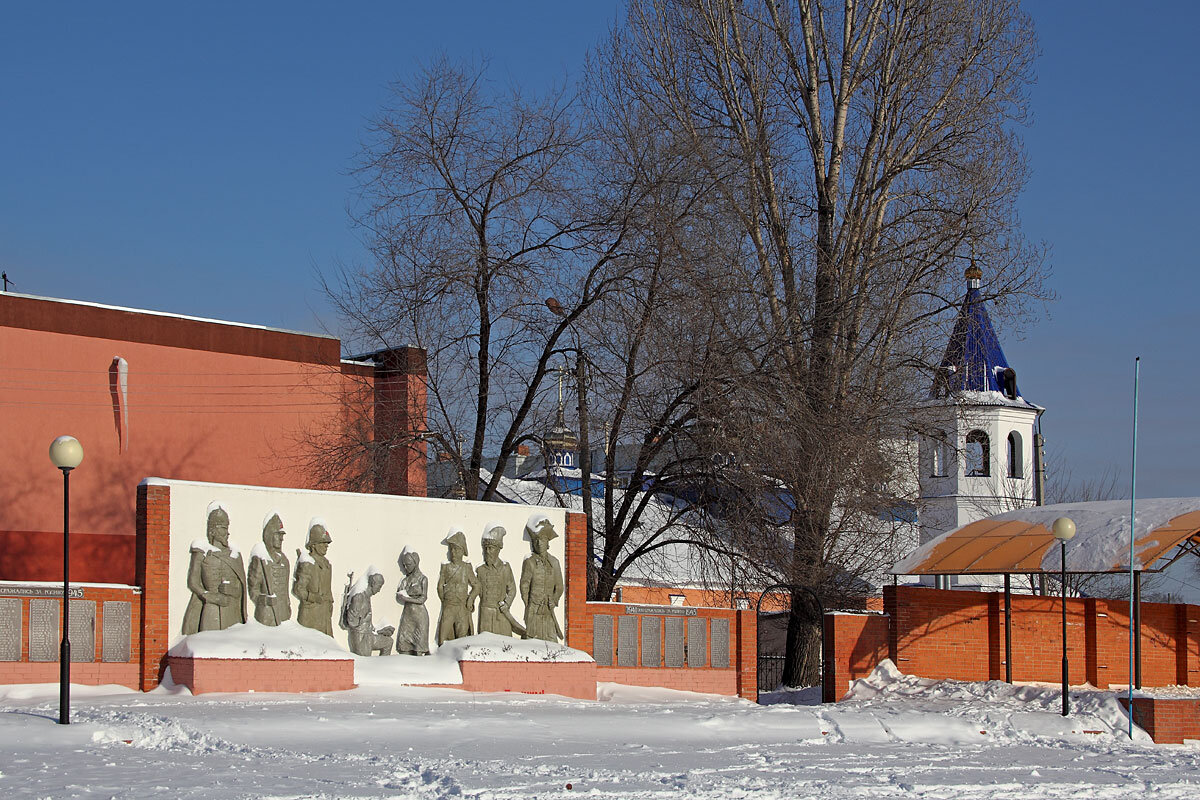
[3,2,1196,497]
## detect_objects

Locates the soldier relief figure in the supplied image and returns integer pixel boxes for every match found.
[343,567,394,657]
[436,529,477,645]
[394,547,430,656]
[293,519,335,636]
[520,514,564,642]
[182,503,247,634]
[247,511,291,626]
[472,523,524,637]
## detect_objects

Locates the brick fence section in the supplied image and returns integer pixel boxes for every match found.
[0,583,142,689]
[562,511,757,700]
[822,612,889,702]
[823,586,1200,701]
[1120,697,1200,744]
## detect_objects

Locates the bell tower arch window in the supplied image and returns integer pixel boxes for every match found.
[1007,431,1023,478]
[965,430,990,477]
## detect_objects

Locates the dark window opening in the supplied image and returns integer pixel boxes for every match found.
[1007,431,1023,478]
[966,430,990,477]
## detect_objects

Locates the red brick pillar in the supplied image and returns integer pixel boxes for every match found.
[135,483,171,691]
[735,608,758,702]
[563,511,591,653]
[372,347,428,497]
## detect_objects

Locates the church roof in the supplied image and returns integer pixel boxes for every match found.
[932,267,1033,407]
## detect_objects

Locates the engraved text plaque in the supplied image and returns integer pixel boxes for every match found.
[0,599,21,661]
[665,616,685,667]
[102,601,132,663]
[592,615,613,666]
[617,615,638,667]
[70,600,96,662]
[640,616,661,667]
[29,599,58,661]
[688,617,707,667]
[711,618,730,669]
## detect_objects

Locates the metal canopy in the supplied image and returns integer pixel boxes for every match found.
[893,498,1200,575]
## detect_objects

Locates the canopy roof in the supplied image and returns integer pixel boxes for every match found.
[894,498,1200,575]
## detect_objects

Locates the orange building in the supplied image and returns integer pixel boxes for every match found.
[0,291,427,585]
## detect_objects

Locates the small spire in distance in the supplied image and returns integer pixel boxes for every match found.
[965,263,982,290]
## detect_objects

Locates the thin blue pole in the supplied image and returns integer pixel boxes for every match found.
[1127,356,1140,738]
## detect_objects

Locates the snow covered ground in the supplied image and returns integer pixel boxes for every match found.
[1,662,1198,799]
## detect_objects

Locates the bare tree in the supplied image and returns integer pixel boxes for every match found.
[326,57,644,500]
[603,0,1046,684]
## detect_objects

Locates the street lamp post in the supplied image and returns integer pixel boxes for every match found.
[1052,516,1077,717]
[48,435,84,725]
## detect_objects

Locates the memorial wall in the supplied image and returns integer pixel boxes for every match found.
[159,478,567,655]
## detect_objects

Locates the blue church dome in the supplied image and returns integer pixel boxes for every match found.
[932,265,1030,404]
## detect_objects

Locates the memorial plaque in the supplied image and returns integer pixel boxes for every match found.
[688,617,707,667]
[711,618,730,669]
[640,616,661,667]
[0,599,21,661]
[664,616,685,667]
[624,604,697,617]
[70,600,96,662]
[592,615,614,667]
[102,601,132,663]
[617,615,638,667]
[29,599,58,662]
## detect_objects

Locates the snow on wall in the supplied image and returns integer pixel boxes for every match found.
[161,478,567,655]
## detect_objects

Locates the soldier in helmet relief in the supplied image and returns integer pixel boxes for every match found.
[248,511,292,626]
[182,503,247,634]
[293,519,335,636]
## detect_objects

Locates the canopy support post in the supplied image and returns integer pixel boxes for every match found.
[1004,573,1013,683]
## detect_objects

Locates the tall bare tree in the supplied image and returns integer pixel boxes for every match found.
[603,0,1046,684]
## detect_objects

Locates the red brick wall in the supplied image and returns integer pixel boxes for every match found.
[0,584,142,690]
[0,293,429,586]
[823,612,890,702]
[877,585,1200,689]
[562,511,756,700]
[1120,697,1200,744]
[167,656,355,694]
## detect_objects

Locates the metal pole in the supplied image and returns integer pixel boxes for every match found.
[1004,573,1013,683]
[59,467,71,725]
[1127,356,1140,736]
[1060,539,1069,717]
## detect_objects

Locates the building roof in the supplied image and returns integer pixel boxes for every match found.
[932,269,1034,407]
[893,498,1200,575]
